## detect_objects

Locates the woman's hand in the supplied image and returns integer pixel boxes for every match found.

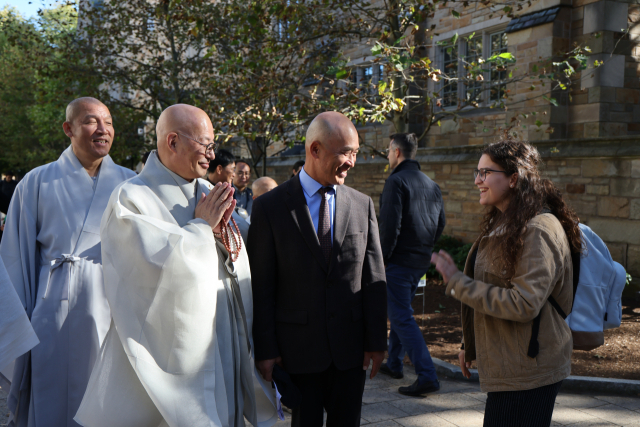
[430,250,459,283]
[195,182,237,233]
[458,350,473,379]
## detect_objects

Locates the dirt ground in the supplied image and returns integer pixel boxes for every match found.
[393,280,640,381]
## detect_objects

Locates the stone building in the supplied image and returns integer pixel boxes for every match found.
[265,0,640,278]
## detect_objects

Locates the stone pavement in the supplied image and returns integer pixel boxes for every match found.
[274,366,640,427]
[2,367,639,426]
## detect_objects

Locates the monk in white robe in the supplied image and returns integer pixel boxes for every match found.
[0,97,136,427]
[0,256,39,385]
[75,104,278,427]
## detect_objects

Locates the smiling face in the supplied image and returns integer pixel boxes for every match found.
[310,127,358,186]
[234,162,251,189]
[65,103,114,163]
[171,126,215,180]
[475,154,515,211]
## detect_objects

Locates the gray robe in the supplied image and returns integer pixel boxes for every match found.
[0,256,39,377]
[75,151,277,427]
[0,147,135,426]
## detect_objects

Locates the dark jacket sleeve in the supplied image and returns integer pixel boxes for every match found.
[378,177,403,263]
[362,197,388,352]
[0,189,10,214]
[434,185,446,244]
[247,197,280,361]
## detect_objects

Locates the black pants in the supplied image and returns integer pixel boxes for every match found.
[483,380,563,427]
[290,363,367,427]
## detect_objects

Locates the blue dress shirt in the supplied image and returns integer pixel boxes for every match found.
[298,167,336,242]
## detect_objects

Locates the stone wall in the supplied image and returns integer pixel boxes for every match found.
[262,137,640,277]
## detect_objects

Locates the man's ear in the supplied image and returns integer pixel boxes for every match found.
[216,165,223,175]
[309,141,322,160]
[62,121,73,138]
[166,132,179,154]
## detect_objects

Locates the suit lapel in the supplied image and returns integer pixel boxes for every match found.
[285,175,328,273]
[328,185,351,274]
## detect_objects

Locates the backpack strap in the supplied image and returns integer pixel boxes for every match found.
[527,209,577,358]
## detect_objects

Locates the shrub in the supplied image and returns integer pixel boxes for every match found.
[426,235,473,279]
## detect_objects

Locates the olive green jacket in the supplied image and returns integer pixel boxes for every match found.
[446,214,573,392]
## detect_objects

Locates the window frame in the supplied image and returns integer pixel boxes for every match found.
[436,26,509,109]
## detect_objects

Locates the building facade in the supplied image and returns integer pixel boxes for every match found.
[266,0,640,278]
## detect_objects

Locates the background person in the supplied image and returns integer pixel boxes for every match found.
[233,160,253,215]
[0,97,135,427]
[431,138,582,427]
[291,160,305,177]
[207,149,236,185]
[248,111,387,427]
[378,133,445,396]
[251,176,278,200]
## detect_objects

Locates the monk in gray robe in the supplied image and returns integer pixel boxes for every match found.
[75,104,278,427]
[0,97,136,427]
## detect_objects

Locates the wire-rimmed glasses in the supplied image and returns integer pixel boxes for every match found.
[175,132,216,154]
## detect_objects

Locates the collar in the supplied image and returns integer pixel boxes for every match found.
[233,184,252,196]
[153,152,199,202]
[391,159,421,175]
[299,166,336,198]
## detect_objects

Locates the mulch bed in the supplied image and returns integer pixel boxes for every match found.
[391,279,640,381]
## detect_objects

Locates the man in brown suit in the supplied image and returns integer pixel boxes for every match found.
[248,112,387,427]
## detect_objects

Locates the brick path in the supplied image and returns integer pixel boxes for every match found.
[2,366,639,426]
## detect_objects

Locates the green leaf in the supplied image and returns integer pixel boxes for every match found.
[335,69,348,79]
[371,43,383,56]
[535,120,543,127]
[451,10,461,18]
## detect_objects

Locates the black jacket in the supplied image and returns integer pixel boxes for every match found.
[248,174,387,374]
[379,159,446,269]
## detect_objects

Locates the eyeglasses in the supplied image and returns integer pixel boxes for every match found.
[473,168,509,181]
[175,132,216,154]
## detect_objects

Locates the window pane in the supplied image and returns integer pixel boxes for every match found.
[465,37,483,104]
[442,44,458,107]
[490,32,508,102]
[363,66,373,84]
[350,68,358,86]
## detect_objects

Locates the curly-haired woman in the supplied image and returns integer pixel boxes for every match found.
[431,138,582,427]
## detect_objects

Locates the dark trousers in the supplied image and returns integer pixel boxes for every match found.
[386,263,438,384]
[290,363,367,427]
[484,381,563,427]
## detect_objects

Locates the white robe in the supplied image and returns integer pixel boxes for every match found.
[75,151,278,427]
[0,256,39,376]
[0,147,135,427]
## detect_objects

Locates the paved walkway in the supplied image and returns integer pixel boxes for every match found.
[274,367,640,427]
[2,367,639,426]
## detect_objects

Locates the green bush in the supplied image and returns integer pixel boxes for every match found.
[426,235,473,279]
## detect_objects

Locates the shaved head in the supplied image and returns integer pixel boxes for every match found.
[66,97,107,123]
[304,111,359,186]
[155,104,215,180]
[252,176,278,199]
[305,111,357,151]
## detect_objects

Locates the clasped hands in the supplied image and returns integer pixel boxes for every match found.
[195,182,236,233]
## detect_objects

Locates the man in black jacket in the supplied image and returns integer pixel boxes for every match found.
[378,133,446,396]
[248,112,387,426]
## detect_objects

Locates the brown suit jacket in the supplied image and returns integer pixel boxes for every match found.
[247,174,387,374]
